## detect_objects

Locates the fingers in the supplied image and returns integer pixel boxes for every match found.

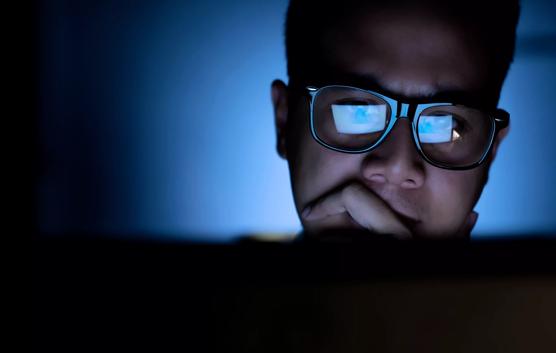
[302,191,345,221]
[344,184,412,239]
[302,183,412,239]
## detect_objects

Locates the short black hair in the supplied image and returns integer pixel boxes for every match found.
[285,0,520,90]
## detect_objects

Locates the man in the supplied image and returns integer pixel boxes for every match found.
[271,0,520,238]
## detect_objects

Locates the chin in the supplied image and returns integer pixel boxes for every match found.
[413,225,470,239]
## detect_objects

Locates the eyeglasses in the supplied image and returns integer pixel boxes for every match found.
[306,85,510,170]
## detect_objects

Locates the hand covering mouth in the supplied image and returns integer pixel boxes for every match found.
[370,188,421,229]
[392,209,420,230]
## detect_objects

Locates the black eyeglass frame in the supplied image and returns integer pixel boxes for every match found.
[306,85,510,170]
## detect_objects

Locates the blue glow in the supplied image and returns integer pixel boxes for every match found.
[37,0,556,240]
[331,104,387,134]
[418,115,453,143]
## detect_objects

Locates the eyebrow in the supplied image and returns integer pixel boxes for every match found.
[310,70,487,108]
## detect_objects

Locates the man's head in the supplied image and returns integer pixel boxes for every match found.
[271,0,520,238]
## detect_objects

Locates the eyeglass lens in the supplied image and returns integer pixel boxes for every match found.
[312,86,494,167]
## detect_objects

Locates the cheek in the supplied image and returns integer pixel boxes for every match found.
[286,109,361,212]
[290,140,361,212]
[421,167,486,233]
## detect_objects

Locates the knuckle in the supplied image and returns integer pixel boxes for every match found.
[340,186,353,204]
[342,183,361,199]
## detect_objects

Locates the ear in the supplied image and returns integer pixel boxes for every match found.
[271,79,289,159]
[489,124,510,162]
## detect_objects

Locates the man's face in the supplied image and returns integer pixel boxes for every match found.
[272,9,507,238]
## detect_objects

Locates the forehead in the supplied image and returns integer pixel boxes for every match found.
[319,9,490,100]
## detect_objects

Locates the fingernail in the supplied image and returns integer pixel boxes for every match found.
[301,206,312,219]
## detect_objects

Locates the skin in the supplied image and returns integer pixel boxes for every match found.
[271,9,508,239]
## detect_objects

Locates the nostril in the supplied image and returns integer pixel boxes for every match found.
[368,174,387,183]
[401,179,417,188]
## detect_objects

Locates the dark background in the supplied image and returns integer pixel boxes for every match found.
[33,4,556,350]
[36,0,556,241]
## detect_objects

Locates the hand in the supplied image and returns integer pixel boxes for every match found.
[301,182,412,239]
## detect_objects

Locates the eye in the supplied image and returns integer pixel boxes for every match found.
[418,114,454,143]
[418,110,473,144]
[450,115,471,142]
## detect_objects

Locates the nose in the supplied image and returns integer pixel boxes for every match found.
[361,119,425,189]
